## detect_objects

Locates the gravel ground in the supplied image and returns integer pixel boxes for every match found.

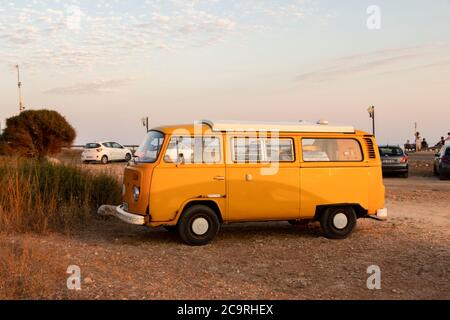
[1,154,449,300]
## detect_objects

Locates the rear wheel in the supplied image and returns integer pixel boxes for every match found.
[320,207,357,239]
[101,155,108,164]
[439,170,448,181]
[400,171,409,178]
[178,205,220,246]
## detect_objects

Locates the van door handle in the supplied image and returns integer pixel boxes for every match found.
[214,176,225,181]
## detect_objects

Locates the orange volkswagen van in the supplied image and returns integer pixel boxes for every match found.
[114,120,387,245]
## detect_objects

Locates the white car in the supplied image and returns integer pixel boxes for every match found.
[81,142,133,164]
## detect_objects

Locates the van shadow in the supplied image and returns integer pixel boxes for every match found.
[75,218,322,247]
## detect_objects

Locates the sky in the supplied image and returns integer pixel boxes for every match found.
[1,0,449,145]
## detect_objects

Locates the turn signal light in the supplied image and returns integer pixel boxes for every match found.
[400,156,408,163]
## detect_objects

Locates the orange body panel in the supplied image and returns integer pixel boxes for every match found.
[120,124,385,227]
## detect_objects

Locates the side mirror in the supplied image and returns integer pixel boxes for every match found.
[176,153,185,167]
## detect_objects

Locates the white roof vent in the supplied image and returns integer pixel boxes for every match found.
[317,120,329,125]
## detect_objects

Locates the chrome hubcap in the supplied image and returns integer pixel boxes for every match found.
[333,213,348,229]
[192,217,209,236]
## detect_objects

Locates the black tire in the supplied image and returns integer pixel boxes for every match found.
[320,207,357,240]
[101,155,108,164]
[177,205,220,246]
[400,171,409,178]
[439,171,448,181]
[125,153,132,162]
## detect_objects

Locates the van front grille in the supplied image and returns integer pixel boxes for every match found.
[364,138,377,159]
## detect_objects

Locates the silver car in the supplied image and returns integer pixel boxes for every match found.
[379,145,409,178]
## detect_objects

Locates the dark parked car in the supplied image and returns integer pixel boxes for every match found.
[433,144,450,180]
[379,146,409,178]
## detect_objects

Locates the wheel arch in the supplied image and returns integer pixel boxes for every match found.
[314,203,367,220]
[176,199,223,224]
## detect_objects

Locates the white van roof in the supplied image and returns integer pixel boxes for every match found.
[201,120,355,133]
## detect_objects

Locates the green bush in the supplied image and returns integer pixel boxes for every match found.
[0,158,121,233]
[0,110,76,158]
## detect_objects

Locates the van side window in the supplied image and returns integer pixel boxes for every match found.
[164,136,221,164]
[266,139,295,162]
[302,138,363,162]
[232,138,294,163]
[232,138,263,163]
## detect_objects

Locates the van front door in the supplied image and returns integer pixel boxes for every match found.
[150,135,226,222]
[226,137,300,221]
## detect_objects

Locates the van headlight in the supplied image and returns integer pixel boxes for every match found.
[132,186,140,202]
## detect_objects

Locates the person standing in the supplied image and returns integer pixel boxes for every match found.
[421,138,428,151]
[415,132,421,152]
[445,132,450,144]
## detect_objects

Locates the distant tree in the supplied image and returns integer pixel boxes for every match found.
[0,110,76,158]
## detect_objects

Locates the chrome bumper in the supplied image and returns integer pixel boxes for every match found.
[115,205,146,225]
[376,208,388,219]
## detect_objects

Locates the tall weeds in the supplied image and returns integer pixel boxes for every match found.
[0,157,121,233]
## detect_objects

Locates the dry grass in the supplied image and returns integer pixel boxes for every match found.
[0,238,66,299]
[0,157,121,233]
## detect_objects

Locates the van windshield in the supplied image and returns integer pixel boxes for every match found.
[134,131,165,163]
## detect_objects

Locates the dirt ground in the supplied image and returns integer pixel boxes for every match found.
[1,152,449,300]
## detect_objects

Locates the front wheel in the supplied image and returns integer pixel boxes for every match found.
[178,205,220,246]
[320,207,357,239]
[125,153,132,162]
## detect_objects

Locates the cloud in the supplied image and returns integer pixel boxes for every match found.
[0,1,240,71]
[43,79,134,95]
[0,0,332,72]
[296,44,450,83]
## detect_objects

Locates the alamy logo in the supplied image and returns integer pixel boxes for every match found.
[66,265,81,290]
[367,5,381,30]
[367,265,381,290]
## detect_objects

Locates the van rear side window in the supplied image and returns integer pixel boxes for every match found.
[231,138,295,163]
[302,138,363,162]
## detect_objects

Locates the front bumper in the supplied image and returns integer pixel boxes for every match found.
[115,205,146,225]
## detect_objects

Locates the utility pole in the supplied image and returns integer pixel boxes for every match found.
[367,106,375,136]
[16,64,25,113]
[141,117,149,132]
